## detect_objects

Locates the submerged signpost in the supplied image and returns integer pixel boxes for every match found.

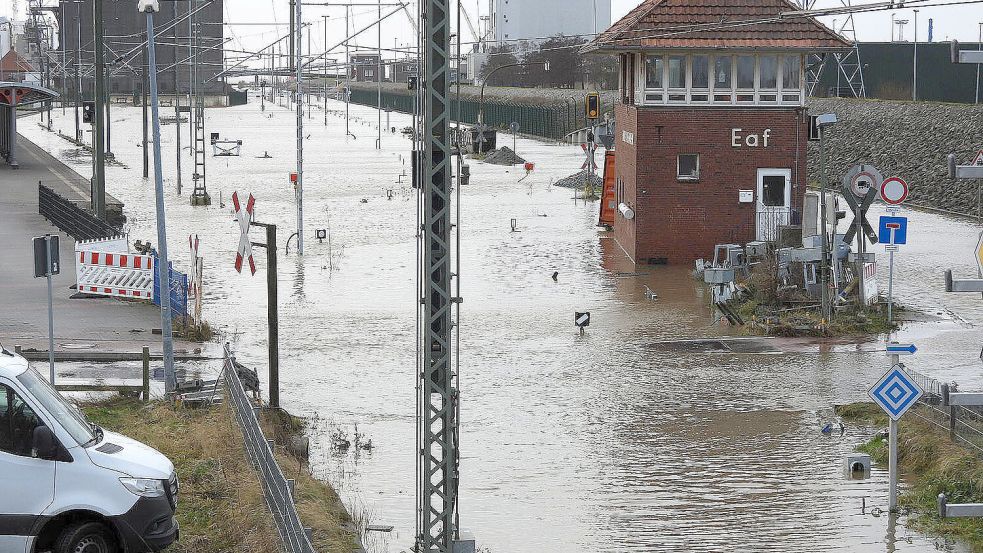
[232,191,280,409]
[842,164,881,306]
[868,354,923,513]
[878,176,909,324]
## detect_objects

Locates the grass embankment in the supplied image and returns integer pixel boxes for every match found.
[83,398,359,553]
[722,259,897,337]
[837,402,983,550]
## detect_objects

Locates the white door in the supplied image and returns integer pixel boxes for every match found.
[0,383,55,529]
[756,169,792,241]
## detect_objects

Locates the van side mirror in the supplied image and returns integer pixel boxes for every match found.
[32,425,58,460]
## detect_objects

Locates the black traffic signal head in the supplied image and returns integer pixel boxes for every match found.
[585,93,600,120]
[82,101,95,124]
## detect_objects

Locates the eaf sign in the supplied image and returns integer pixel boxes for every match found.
[731,128,772,148]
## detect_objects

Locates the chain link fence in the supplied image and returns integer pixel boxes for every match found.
[346,86,596,141]
[904,365,983,455]
[223,344,316,553]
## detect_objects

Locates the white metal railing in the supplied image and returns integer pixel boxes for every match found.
[223,344,315,553]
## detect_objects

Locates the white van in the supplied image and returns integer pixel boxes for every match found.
[0,344,179,553]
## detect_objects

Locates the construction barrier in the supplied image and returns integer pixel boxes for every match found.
[152,259,189,317]
[75,237,155,299]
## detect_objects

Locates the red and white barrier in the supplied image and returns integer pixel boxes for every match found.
[75,237,155,300]
[862,262,879,306]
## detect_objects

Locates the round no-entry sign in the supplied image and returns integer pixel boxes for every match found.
[880,177,909,205]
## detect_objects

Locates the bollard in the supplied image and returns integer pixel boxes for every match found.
[14,344,21,355]
[142,346,150,402]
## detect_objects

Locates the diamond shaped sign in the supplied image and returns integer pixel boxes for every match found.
[868,364,923,420]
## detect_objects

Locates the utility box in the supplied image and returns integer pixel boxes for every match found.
[704,267,736,285]
[844,453,871,479]
[746,241,767,259]
[471,128,497,154]
[713,244,744,268]
[453,530,476,553]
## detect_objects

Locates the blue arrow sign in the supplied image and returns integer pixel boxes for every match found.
[886,343,917,355]
[869,364,924,420]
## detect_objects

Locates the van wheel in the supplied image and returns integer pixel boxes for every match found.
[54,522,118,553]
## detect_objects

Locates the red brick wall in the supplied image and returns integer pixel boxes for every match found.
[613,104,638,261]
[613,106,808,264]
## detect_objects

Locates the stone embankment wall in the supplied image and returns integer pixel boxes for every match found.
[806,98,983,216]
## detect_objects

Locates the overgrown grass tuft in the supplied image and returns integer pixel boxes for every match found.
[838,401,983,550]
[83,397,359,553]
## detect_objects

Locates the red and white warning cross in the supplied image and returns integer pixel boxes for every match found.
[232,191,256,275]
[581,142,597,171]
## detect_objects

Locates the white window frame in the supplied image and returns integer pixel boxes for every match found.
[639,51,805,107]
[677,153,700,181]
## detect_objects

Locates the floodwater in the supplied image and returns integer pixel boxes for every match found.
[20,96,983,552]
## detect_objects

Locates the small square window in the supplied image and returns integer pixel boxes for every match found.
[678,154,699,181]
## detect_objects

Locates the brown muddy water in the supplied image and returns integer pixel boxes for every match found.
[19,98,983,552]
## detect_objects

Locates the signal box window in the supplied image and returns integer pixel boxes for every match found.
[677,154,700,181]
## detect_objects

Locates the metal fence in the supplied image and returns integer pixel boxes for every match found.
[905,366,983,455]
[346,87,601,141]
[38,184,121,241]
[223,344,315,553]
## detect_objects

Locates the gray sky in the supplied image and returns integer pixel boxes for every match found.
[3,1,982,59]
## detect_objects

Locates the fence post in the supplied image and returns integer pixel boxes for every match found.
[951,405,958,440]
[942,383,957,440]
[142,346,150,402]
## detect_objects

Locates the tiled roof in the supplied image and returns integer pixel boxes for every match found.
[583,0,851,53]
[0,50,37,73]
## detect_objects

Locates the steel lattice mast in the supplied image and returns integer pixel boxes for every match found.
[419,0,459,549]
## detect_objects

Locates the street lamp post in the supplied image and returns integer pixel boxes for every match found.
[478,60,548,125]
[816,113,837,324]
[976,22,982,104]
[913,10,918,101]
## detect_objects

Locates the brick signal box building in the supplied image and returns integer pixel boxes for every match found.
[583,0,849,264]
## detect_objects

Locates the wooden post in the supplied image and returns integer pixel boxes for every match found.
[265,224,279,409]
[142,346,151,402]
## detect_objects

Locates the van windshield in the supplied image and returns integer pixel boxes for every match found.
[17,368,96,446]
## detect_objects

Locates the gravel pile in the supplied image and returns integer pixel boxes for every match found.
[554,169,603,190]
[483,146,527,166]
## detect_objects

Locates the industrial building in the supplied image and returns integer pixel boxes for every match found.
[584,0,849,264]
[350,54,382,82]
[55,0,226,102]
[494,0,611,44]
[1,17,30,60]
